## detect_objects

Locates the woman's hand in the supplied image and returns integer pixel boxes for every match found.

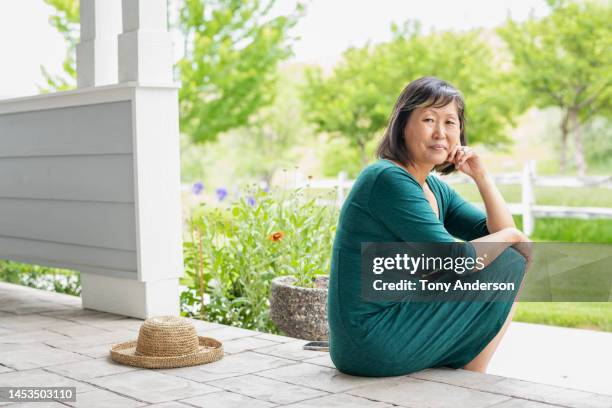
[446,144,487,180]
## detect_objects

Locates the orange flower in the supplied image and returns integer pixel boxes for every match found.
[268,231,284,242]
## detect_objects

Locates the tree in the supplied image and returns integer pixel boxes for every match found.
[301,22,524,167]
[41,0,304,144]
[178,0,303,143]
[498,0,612,176]
[40,0,79,92]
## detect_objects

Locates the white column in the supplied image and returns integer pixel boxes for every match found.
[118,0,174,84]
[76,0,122,87]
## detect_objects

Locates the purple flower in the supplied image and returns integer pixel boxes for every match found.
[247,196,256,207]
[216,187,228,202]
[192,181,204,195]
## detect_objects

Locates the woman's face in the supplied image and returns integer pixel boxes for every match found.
[403,101,461,168]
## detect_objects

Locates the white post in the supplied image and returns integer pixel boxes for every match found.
[337,171,347,206]
[521,160,536,236]
[80,0,183,318]
[118,0,174,84]
[76,0,122,87]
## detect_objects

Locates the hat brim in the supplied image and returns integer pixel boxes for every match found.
[110,336,223,369]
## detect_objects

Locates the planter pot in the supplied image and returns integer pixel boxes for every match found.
[269,275,329,341]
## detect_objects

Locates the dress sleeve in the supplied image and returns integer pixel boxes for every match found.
[368,167,478,273]
[369,167,454,242]
[442,182,489,241]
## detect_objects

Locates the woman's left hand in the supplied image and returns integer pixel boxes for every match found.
[446,145,486,180]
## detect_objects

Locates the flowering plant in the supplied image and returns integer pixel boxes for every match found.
[181,186,338,332]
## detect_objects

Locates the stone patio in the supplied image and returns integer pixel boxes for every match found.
[0,282,610,408]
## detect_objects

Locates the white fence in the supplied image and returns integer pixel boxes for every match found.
[296,161,612,236]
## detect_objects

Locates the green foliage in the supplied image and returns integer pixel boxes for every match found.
[497,1,611,120]
[42,0,304,144]
[0,260,81,296]
[180,186,338,331]
[40,0,79,92]
[583,117,612,168]
[320,136,379,178]
[301,22,524,167]
[497,1,612,174]
[178,0,304,144]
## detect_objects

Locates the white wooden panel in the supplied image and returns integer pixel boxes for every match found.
[0,155,134,203]
[132,87,183,281]
[0,199,136,251]
[0,101,132,157]
[0,236,136,278]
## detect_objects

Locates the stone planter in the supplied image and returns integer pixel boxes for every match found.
[269,275,329,341]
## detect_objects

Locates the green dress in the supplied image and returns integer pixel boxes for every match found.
[328,159,526,377]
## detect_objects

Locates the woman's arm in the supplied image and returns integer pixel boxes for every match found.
[470,227,532,270]
[448,145,515,233]
[473,171,516,233]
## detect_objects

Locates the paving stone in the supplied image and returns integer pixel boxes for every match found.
[0,343,91,370]
[253,332,297,343]
[488,399,567,408]
[208,373,328,405]
[83,318,144,332]
[44,329,135,351]
[409,367,506,388]
[45,356,142,380]
[204,326,260,341]
[303,354,335,369]
[0,368,96,393]
[158,351,295,382]
[179,390,275,408]
[279,393,394,408]
[64,388,147,408]
[253,340,328,361]
[257,362,385,393]
[46,322,112,338]
[148,402,193,408]
[477,377,612,408]
[59,311,126,324]
[0,314,67,332]
[0,402,66,408]
[186,319,223,332]
[0,328,13,336]
[67,343,114,359]
[0,365,14,373]
[88,370,219,404]
[347,376,510,408]
[0,329,70,344]
[221,336,278,354]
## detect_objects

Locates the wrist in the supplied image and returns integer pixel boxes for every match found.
[471,170,490,184]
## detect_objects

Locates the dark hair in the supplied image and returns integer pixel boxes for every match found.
[376,76,466,175]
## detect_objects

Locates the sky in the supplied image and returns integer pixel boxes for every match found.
[0,0,550,99]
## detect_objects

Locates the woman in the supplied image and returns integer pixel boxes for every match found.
[328,76,532,377]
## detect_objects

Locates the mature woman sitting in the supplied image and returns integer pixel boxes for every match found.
[328,76,531,377]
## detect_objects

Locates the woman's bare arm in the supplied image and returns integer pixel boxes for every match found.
[469,227,532,271]
[473,171,516,233]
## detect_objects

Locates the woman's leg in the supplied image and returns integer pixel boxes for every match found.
[462,301,518,373]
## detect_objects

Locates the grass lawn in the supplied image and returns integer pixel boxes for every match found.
[515,302,612,332]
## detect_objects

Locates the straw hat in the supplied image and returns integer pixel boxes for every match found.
[110,315,223,369]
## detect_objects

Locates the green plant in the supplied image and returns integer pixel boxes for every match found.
[181,186,338,332]
[0,260,81,296]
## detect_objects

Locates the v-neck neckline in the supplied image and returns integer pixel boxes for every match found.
[381,159,442,222]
